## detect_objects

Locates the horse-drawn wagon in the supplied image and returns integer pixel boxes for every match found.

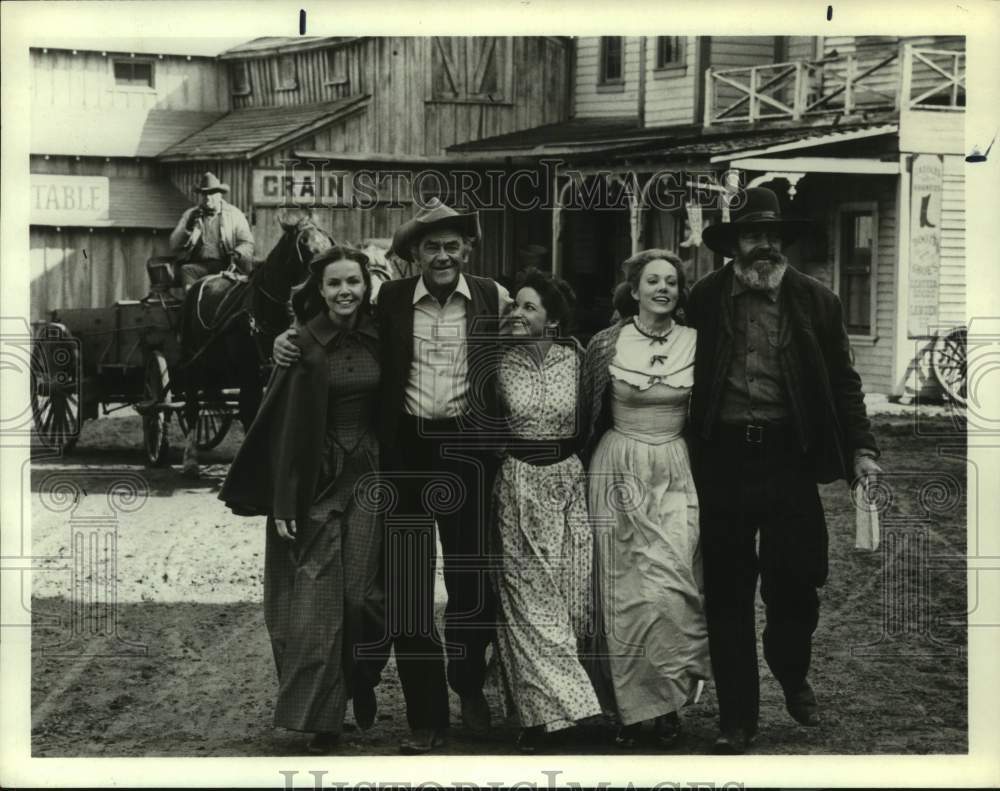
[30,210,400,469]
[30,261,241,465]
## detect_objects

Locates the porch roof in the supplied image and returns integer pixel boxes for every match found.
[157,95,370,161]
[449,111,899,165]
[446,116,666,156]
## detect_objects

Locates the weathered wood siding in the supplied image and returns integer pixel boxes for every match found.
[710,36,780,70]
[574,37,641,119]
[30,48,228,111]
[645,37,699,127]
[163,161,254,224]
[229,41,364,108]
[938,154,965,329]
[30,227,172,317]
[787,36,818,62]
[228,37,569,156]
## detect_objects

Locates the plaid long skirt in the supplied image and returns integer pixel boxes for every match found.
[263,441,385,734]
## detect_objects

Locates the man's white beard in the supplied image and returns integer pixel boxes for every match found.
[733,252,788,291]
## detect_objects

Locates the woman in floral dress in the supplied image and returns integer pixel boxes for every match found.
[581,249,711,749]
[491,268,602,753]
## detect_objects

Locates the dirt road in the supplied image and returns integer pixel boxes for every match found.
[29,415,968,756]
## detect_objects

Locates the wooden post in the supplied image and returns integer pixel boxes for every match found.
[551,166,562,277]
[793,60,806,120]
[637,37,647,127]
[892,154,912,397]
[952,52,959,107]
[703,67,713,126]
[845,54,855,115]
[628,173,641,256]
[749,66,758,122]
[899,42,913,112]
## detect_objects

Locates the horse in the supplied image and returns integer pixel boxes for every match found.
[177,208,336,476]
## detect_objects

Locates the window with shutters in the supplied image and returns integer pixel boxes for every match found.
[836,203,878,336]
[230,61,251,96]
[599,37,624,84]
[277,54,298,91]
[655,36,685,69]
[430,37,512,104]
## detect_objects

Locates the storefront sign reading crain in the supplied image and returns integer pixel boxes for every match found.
[30,175,110,226]
[907,154,944,337]
[252,168,412,207]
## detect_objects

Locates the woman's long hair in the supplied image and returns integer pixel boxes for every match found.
[611,248,688,323]
[291,245,373,324]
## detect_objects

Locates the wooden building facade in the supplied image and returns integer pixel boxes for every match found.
[29,43,229,318]
[158,36,572,276]
[453,35,966,396]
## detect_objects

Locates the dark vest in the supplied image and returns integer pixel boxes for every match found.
[376,274,502,450]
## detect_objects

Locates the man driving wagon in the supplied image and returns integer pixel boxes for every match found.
[169,172,255,289]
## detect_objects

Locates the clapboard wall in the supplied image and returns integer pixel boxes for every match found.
[938,154,965,329]
[574,37,642,119]
[30,227,172,318]
[644,37,699,128]
[30,48,229,112]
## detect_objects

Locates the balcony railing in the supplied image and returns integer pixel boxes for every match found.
[704,43,965,126]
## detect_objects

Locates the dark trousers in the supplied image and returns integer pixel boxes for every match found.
[383,415,498,730]
[694,424,827,735]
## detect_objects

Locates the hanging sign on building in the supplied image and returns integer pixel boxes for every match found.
[907,154,944,337]
[252,168,414,207]
[30,175,110,226]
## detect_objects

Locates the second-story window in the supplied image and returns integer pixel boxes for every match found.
[655,36,684,68]
[325,48,349,87]
[230,61,251,96]
[600,37,623,83]
[277,54,298,91]
[113,59,154,88]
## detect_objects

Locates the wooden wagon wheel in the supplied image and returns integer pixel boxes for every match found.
[30,324,81,453]
[139,351,172,466]
[932,326,967,406]
[177,404,234,451]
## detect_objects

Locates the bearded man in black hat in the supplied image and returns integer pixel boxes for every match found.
[686,187,883,754]
[273,198,511,754]
[169,171,255,288]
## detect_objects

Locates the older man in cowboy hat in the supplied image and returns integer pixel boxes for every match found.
[273,198,511,753]
[685,187,883,754]
[169,172,255,288]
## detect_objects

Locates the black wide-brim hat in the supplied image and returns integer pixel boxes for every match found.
[702,187,812,257]
[389,198,481,262]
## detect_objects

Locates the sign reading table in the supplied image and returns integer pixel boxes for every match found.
[31,175,110,227]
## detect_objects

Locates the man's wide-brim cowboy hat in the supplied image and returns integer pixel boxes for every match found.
[701,187,811,256]
[389,198,481,262]
[195,172,229,194]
